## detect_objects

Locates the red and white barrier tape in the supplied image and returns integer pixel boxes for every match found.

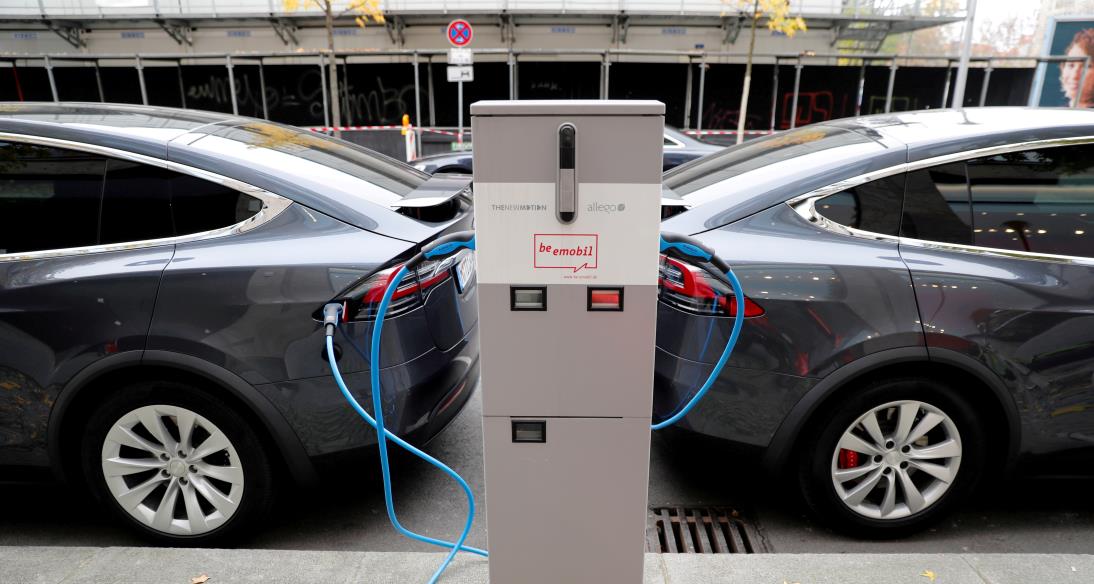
[306,126,773,138]
[306,126,468,137]
[683,129,775,136]
[306,125,400,131]
[421,128,466,137]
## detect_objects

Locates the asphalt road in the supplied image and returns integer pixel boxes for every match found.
[2,385,1093,553]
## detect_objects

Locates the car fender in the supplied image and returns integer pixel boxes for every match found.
[48,349,318,487]
[762,346,1021,474]
[927,345,1022,469]
[47,350,143,482]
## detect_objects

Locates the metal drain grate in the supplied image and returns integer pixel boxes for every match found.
[647,506,762,553]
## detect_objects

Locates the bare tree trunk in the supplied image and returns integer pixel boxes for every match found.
[736,0,759,145]
[325,2,342,138]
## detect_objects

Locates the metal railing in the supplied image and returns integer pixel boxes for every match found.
[2,48,1082,141]
[1,0,957,17]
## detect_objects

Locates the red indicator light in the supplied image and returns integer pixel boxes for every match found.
[590,290,619,306]
[588,287,624,311]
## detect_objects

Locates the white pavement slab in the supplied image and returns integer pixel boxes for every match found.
[2,548,1093,584]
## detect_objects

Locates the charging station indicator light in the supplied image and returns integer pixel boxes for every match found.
[510,286,547,311]
[512,420,546,443]
[587,287,624,311]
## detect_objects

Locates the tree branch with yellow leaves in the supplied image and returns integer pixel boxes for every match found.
[282,0,386,137]
[726,0,807,143]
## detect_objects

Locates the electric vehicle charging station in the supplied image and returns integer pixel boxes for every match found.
[471,100,665,583]
[325,99,742,584]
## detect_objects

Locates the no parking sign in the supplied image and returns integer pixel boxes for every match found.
[447,19,473,47]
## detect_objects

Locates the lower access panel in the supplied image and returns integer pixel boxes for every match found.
[483,415,651,584]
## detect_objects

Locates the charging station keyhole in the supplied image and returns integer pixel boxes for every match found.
[557,123,577,224]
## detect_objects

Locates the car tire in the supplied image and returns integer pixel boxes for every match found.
[81,380,275,546]
[797,377,985,538]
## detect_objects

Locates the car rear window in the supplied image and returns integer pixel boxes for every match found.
[206,122,427,197]
[663,126,874,200]
[814,174,906,237]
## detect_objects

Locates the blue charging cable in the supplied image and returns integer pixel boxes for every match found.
[324,232,482,584]
[652,233,746,430]
[322,230,743,582]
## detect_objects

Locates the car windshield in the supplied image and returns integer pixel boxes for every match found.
[663,126,877,206]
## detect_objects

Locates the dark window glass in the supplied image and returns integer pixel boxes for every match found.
[901,163,973,245]
[0,142,104,254]
[967,146,1094,257]
[170,173,264,235]
[100,159,174,245]
[814,174,905,236]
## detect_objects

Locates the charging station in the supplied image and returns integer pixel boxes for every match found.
[471,100,665,583]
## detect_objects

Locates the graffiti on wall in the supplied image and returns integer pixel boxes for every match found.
[343,77,420,125]
[1,63,1037,129]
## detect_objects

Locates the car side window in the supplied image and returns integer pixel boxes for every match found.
[966,145,1094,258]
[100,158,174,245]
[813,174,905,237]
[901,163,973,245]
[0,141,264,255]
[170,173,264,236]
[0,142,105,254]
[101,159,263,243]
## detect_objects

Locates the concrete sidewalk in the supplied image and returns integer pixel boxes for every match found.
[2,547,1091,584]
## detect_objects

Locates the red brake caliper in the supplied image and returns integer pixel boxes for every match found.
[837,449,859,469]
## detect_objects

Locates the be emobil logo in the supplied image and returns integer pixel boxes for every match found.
[534,234,599,272]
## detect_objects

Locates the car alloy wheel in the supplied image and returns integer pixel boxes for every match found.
[830,400,962,520]
[100,404,245,536]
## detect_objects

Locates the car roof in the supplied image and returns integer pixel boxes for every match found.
[663,107,1094,235]
[824,107,1094,161]
[0,102,242,158]
[0,102,447,242]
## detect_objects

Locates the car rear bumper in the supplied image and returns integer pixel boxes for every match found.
[653,345,815,448]
[255,325,480,457]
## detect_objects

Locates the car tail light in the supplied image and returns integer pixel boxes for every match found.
[658,254,764,318]
[342,249,470,321]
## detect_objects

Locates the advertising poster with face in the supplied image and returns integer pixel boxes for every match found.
[1033,17,1094,107]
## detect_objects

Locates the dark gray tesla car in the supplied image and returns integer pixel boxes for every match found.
[656,108,1094,537]
[0,103,478,544]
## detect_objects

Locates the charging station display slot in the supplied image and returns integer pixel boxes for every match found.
[511,420,547,443]
[587,287,624,311]
[510,286,547,311]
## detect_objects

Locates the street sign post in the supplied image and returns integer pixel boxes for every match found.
[448,47,473,65]
[446,19,473,47]
[446,20,474,144]
[447,66,474,82]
